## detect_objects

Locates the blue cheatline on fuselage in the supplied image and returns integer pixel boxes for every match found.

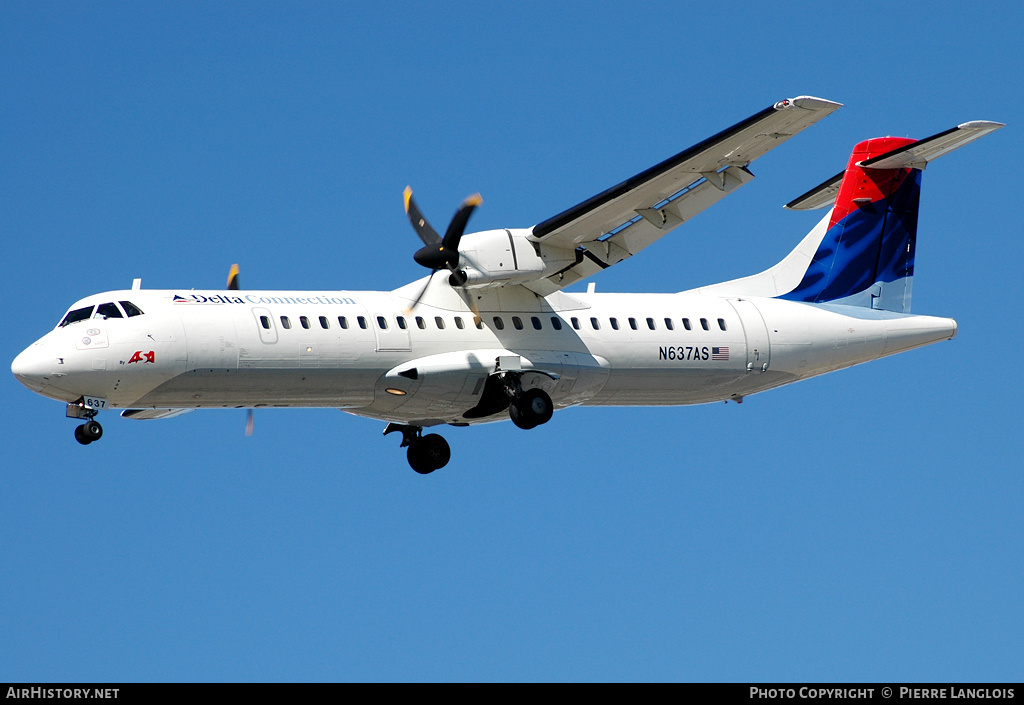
[779,169,920,306]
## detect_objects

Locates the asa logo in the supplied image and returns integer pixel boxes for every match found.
[127,351,155,364]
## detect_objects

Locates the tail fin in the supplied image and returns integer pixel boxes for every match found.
[779,136,921,311]
[694,121,1002,311]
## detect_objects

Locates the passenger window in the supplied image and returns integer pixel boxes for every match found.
[531,316,542,330]
[700,318,709,331]
[357,316,367,329]
[646,317,656,330]
[664,318,674,331]
[492,316,504,330]
[119,301,144,317]
[590,317,600,330]
[682,318,692,331]
[629,318,638,330]
[571,317,580,330]
[300,316,311,329]
[376,316,388,330]
[718,318,727,331]
[550,316,562,331]
[610,318,619,330]
[416,316,426,330]
[338,316,349,329]
[281,316,292,329]
[512,316,524,330]
[319,316,329,329]
[397,316,408,330]
[96,302,123,319]
[260,316,271,330]
[455,317,465,329]
[475,318,484,330]
[435,316,446,330]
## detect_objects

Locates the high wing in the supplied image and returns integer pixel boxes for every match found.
[523,96,841,295]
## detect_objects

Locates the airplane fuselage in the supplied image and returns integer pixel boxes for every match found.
[14,284,957,428]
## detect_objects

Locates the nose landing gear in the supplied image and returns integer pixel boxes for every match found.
[74,420,103,445]
[67,400,103,445]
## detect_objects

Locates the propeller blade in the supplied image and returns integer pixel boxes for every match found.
[403,269,438,316]
[454,284,482,327]
[442,193,483,253]
[404,186,442,247]
[227,264,241,290]
[227,266,254,436]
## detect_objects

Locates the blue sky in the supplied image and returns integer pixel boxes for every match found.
[2,1,1021,682]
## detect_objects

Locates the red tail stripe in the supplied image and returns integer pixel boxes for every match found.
[828,136,917,229]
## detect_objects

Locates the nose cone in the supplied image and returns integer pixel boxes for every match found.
[12,342,52,393]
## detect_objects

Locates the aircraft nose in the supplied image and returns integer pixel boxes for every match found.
[11,342,52,393]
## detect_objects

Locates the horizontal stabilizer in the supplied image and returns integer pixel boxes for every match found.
[859,121,1004,169]
[785,121,1004,211]
[784,170,844,210]
[121,408,194,420]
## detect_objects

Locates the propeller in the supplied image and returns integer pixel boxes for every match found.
[227,263,241,291]
[403,186,482,315]
[227,263,253,436]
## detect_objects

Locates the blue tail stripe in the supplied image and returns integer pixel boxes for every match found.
[780,171,920,304]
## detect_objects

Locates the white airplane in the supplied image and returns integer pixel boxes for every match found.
[11,96,1003,473]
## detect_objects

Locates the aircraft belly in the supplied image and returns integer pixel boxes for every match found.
[587,368,747,405]
[131,367,377,408]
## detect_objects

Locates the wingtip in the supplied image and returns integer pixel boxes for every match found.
[781,96,844,112]
[956,120,1006,131]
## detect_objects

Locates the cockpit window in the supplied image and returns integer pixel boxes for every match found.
[119,301,144,317]
[59,306,95,327]
[95,302,123,319]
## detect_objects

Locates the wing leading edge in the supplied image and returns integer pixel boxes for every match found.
[524,96,841,295]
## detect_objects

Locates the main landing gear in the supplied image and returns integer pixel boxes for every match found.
[506,387,553,430]
[384,423,451,475]
[384,385,554,475]
[67,401,103,445]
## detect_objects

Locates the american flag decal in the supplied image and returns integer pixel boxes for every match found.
[712,346,729,361]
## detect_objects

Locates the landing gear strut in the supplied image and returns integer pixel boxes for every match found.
[67,401,103,445]
[384,423,451,474]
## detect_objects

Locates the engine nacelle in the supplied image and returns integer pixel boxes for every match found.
[456,228,575,288]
